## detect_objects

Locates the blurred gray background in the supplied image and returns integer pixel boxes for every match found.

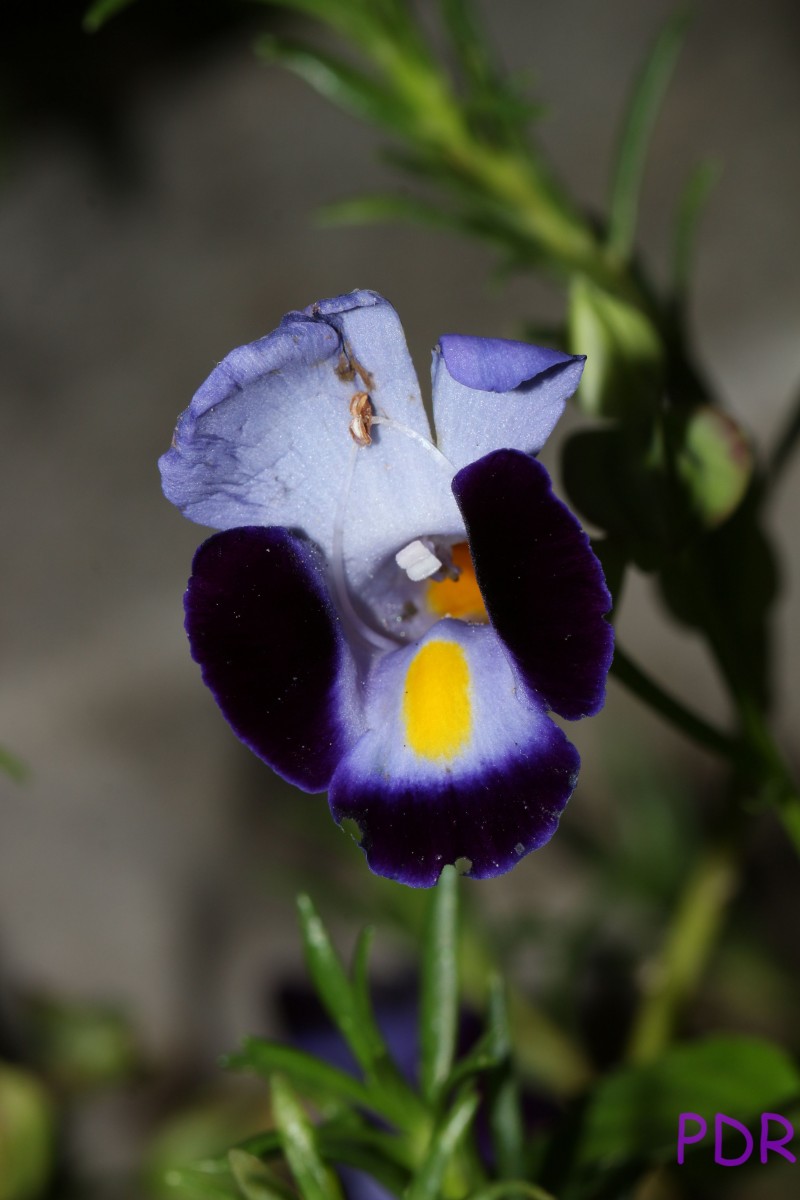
[1,0,799,1068]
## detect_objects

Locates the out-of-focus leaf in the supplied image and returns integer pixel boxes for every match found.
[145,1094,269,1200]
[258,0,430,67]
[672,160,721,295]
[659,489,778,711]
[0,745,27,783]
[228,1150,295,1200]
[159,1162,240,1200]
[469,1186,555,1200]
[561,428,671,568]
[608,10,690,257]
[568,278,663,418]
[485,975,525,1180]
[0,1064,55,1200]
[318,193,460,232]
[406,1088,480,1200]
[225,1039,375,1115]
[672,405,752,528]
[577,1036,800,1169]
[28,997,138,1092]
[256,37,414,136]
[271,1075,344,1200]
[419,865,459,1103]
[83,0,138,33]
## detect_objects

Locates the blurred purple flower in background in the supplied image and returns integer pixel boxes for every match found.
[160,291,613,886]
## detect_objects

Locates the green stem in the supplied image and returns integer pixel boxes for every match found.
[766,381,800,494]
[610,644,740,763]
[626,843,738,1064]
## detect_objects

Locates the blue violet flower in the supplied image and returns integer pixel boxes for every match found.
[160,290,613,886]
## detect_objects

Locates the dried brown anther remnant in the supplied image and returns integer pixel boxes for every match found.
[348,391,374,446]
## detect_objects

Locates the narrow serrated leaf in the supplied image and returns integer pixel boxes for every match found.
[271,1075,344,1200]
[419,865,460,1102]
[256,36,414,136]
[296,895,384,1075]
[486,975,525,1179]
[83,0,137,32]
[672,159,721,294]
[225,1038,376,1115]
[608,10,691,257]
[406,1088,480,1200]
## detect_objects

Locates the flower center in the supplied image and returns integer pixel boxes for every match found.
[426,542,488,623]
[402,639,472,760]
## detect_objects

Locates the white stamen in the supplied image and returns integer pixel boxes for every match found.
[395,539,443,582]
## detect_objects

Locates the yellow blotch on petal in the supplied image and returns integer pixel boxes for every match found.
[403,639,472,761]
[426,542,488,623]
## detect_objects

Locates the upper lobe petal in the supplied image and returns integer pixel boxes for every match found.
[160,292,462,591]
[329,620,580,887]
[432,335,585,469]
[184,526,363,792]
[452,450,614,720]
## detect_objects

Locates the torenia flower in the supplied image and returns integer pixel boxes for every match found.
[160,290,613,886]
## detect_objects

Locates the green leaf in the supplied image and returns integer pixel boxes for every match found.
[658,489,778,711]
[568,278,663,418]
[419,864,460,1103]
[296,896,384,1077]
[672,405,752,528]
[485,975,525,1180]
[561,428,671,568]
[406,1088,480,1200]
[0,1064,55,1200]
[469,1186,556,1200]
[318,194,461,232]
[271,1075,344,1200]
[0,745,28,783]
[672,160,721,295]
[225,1039,375,1116]
[159,1161,241,1200]
[228,1150,295,1200]
[579,1035,800,1168]
[256,37,414,136]
[608,9,691,257]
[83,0,138,33]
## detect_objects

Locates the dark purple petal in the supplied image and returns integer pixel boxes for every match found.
[329,712,579,888]
[452,449,614,720]
[439,334,583,393]
[185,527,362,792]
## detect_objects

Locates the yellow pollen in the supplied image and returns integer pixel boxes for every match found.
[402,640,472,760]
[426,542,488,622]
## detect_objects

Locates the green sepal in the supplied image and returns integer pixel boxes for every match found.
[568,278,663,419]
[419,864,460,1103]
[271,1075,344,1200]
[671,405,752,528]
